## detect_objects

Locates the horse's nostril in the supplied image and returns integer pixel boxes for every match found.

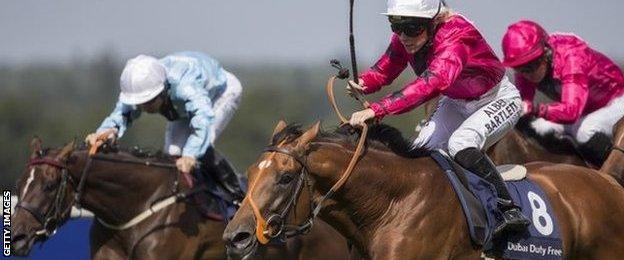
[12,233,26,243]
[231,231,252,249]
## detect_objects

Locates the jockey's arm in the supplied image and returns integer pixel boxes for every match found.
[176,78,215,159]
[537,73,589,124]
[369,43,468,119]
[359,34,409,94]
[97,100,142,138]
[537,53,590,124]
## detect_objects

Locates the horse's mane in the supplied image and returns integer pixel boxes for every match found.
[73,143,176,163]
[271,123,430,158]
[515,117,579,155]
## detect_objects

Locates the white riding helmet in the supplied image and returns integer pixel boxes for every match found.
[119,55,167,105]
[382,0,442,19]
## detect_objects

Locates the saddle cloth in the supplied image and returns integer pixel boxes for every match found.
[430,152,564,259]
[192,170,237,221]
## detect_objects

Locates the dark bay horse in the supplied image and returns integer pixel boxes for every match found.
[12,138,348,259]
[224,121,624,259]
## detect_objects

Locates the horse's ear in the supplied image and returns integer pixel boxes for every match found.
[296,121,321,149]
[271,120,288,138]
[56,140,76,160]
[30,136,42,158]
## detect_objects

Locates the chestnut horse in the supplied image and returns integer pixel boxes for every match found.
[12,138,348,259]
[224,121,624,259]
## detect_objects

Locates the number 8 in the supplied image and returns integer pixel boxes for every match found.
[527,191,553,236]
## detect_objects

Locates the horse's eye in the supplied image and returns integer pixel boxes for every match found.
[278,173,294,185]
[44,182,59,191]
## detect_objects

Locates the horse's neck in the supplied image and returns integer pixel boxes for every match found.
[69,152,177,223]
[308,143,446,254]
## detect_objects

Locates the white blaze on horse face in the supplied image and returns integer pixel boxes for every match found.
[258,160,272,170]
[22,168,36,198]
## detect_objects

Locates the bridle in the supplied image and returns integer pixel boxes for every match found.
[255,145,316,241]
[248,121,369,244]
[16,157,75,238]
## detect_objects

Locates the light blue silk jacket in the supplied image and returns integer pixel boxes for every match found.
[97,52,227,158]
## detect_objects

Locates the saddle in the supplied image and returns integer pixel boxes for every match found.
[431,151,564,259]
[191,149,243,222]
[191,170,237,221]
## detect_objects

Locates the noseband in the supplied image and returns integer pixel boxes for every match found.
[16,157,75,237]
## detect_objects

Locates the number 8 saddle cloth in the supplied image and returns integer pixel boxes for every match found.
[431,151,564,260]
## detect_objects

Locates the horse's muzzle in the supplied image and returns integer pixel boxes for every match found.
[224,227,258,260]
[11,231,37,256]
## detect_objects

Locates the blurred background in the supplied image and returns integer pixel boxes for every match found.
[2,0,623,190]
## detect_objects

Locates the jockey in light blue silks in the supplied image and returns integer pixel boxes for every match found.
[85,52,245,202]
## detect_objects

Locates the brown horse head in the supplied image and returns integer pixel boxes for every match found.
[11,138,183,257]
[600,117,624,185]
[611,116,624,150]
[12,138,76,256]
[223,120,322,259]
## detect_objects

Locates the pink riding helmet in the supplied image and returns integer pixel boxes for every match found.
[501,20,549,67]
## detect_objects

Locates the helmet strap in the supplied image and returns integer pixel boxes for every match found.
[543,46,553,64]
[158,87,180,121]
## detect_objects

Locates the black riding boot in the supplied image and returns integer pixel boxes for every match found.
[203,148,246,205]
[454,148,531,237]
[578,133,613,168]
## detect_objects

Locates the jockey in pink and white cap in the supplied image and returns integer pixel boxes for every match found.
[502,20,624,167]
[347,0,529,236]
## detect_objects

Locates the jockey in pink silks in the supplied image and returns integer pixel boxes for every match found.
[502,20,624,167]
[347,0,530,237]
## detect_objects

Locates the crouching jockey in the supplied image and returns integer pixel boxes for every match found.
[502,21,624,167]
[347,0,530,237]
[85,52,245,203]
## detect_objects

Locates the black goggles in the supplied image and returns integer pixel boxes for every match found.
[390,23,428,37]
[388,16,431,37]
